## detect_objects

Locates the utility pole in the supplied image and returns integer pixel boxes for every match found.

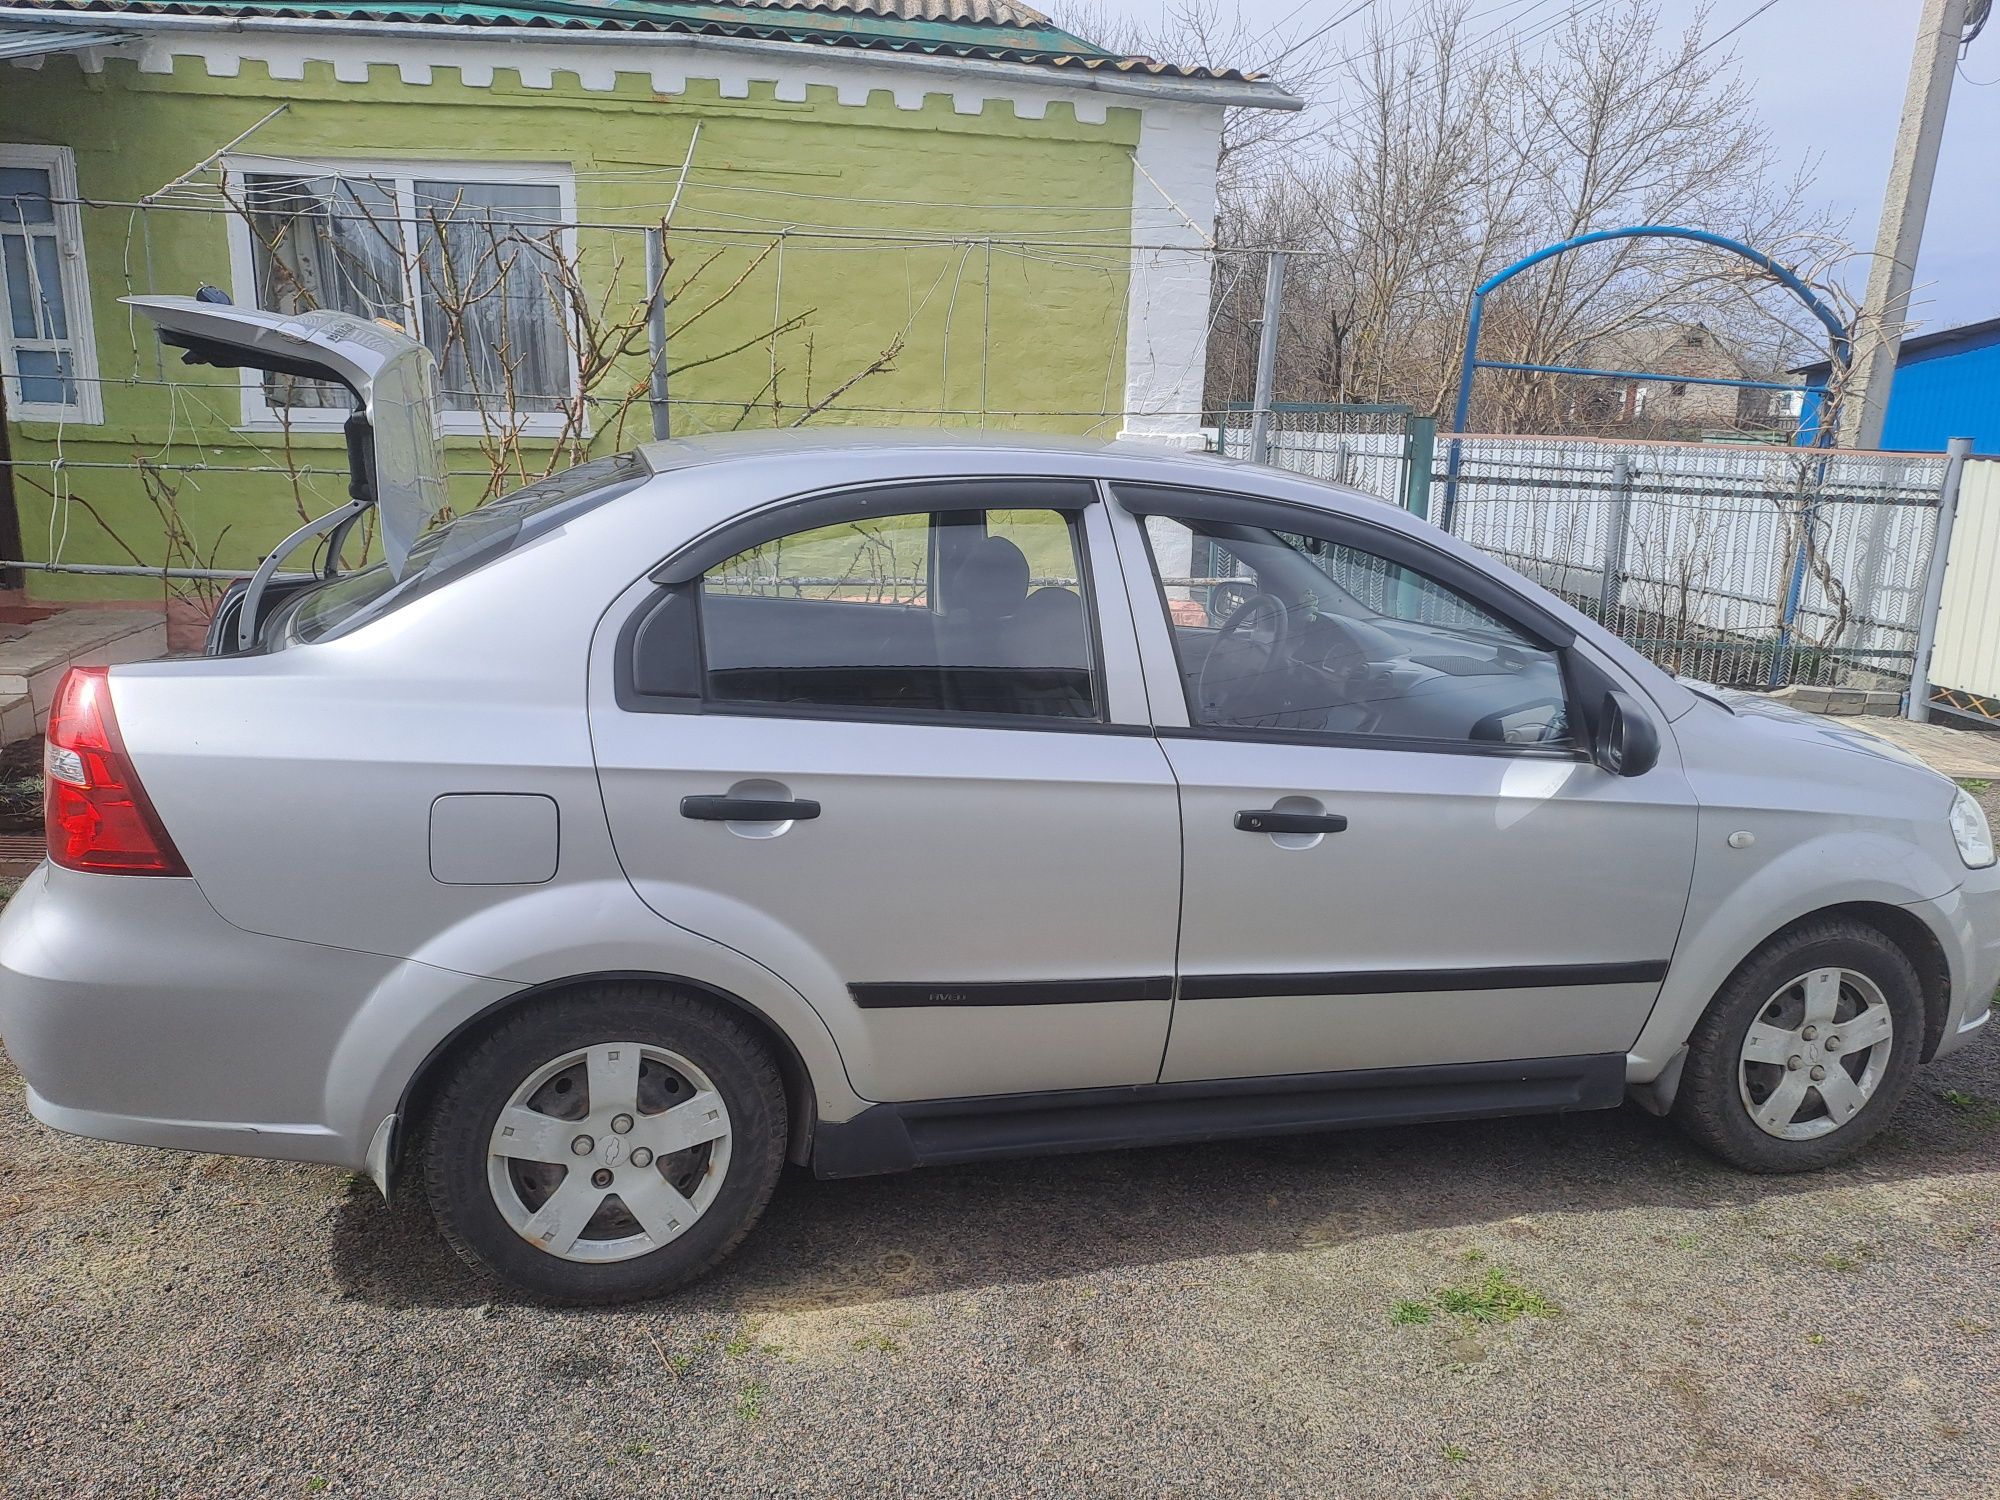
[1246,250,1287,465]
[645,226,671,441]
[1838,0,1972,450]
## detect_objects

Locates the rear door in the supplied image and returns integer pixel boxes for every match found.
[588,479,1183,1104]
[1105,485,1698,1084]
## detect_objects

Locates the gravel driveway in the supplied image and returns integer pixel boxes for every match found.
[3,784,1997,1498]
[4,1031,1998,1498]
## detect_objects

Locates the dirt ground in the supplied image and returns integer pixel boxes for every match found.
[3,1030,1999,1498]
[1,784,1996,1498]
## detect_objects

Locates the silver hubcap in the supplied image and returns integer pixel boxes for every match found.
[486,1042,732,1263]
[1738,967,1894,1140]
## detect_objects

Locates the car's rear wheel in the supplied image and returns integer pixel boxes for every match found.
[1674,917,1923,1172]
[418,983,787,1303]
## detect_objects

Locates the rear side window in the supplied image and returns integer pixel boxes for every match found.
[635,502,1098,721]
[289,452,648,643]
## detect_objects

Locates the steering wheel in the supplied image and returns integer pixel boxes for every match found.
[1196,590,1292,720]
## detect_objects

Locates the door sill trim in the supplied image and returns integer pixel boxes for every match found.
[810,1053,1625,1178]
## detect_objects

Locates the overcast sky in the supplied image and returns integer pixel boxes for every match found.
[1092,0,2000,333]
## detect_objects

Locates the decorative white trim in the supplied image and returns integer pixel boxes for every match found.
[113,32,1126,124]
[220,154,583,438]
[1118,101,1222,446]
[0,8,1298,109]
[0,141,104,425]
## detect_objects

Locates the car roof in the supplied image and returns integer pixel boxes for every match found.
[639,427,1239,471]
[633,426,1392,513]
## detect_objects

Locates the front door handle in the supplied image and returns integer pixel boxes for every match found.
[681,795,821,822]
[1234,808,1347,835]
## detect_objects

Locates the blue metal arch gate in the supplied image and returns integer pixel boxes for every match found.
[1441,224,1852,527]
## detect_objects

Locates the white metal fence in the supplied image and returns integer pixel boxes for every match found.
[1931,456,2000,717]
[1238,427,1953,693]
[1431,436,1947,690]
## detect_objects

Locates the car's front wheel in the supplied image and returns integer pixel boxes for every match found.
[418,983,787,1303]
[1674,917,1923,1172]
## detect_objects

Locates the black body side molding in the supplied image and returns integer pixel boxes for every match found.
[1178,960,1669,1001]
[810,1053,1625,1178]
[849,977,1175,1009]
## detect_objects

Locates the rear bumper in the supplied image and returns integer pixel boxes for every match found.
[0,863,402,1167]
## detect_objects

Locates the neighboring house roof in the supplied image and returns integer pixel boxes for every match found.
[1585,320,1750,381]
[3,0,1284,83]
[1794,314,2000,375]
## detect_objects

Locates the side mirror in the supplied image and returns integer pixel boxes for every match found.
[1594,689,1660,777]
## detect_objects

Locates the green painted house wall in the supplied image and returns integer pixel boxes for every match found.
[1,49,1141,599]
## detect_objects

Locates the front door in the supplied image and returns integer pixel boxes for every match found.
[1109,487,1699,1084]
[589,481,1182,1103]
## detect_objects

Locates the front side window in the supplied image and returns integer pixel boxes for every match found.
[0,145,99,422]
[1138,508,1573,749]
[232,160,571,428]
[695,506,1096,720]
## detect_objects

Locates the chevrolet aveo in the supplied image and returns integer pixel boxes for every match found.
[2,300,1996,1304]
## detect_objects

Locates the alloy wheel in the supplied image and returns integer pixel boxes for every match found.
[1737,966,1894,1141]
[485,1042,732,1263]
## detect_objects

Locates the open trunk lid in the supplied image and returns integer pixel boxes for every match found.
[124,296,447,651]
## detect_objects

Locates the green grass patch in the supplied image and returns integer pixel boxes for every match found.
[1434,1269,1559,1324]
[1937,1088,2000,1127]
[1958,778,1992,794]
[0,773,42,824]
[1393,1269,1558,1328]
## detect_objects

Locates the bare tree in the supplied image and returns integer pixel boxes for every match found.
[1052,0,1339,191]
[1186,0,1850,431]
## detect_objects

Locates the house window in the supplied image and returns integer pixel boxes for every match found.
[225,158,576,434]
[0,144,101,424]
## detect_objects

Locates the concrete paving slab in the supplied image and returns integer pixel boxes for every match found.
[0,608,167,745]
[1815,711,2000,781]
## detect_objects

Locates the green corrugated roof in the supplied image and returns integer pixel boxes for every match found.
[15,0,1203,64]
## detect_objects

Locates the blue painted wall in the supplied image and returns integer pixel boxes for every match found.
[1797,320,2000,453]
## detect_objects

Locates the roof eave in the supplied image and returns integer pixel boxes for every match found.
[0,5,1302,107]
[1793,314,2000,376]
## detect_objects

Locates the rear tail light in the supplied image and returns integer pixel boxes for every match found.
[44,666,188,876]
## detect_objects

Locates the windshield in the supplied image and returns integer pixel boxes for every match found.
[289,452,648,643]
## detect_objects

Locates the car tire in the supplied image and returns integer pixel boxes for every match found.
[416,982,787,1304]
[1673,917,1924,1173]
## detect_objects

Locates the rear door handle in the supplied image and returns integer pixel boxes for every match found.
[1234,808,1348,834]
[681,796,821,822]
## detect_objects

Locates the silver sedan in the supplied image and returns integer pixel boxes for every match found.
[2,304,1995,1303]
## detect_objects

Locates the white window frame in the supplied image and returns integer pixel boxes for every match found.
[0,143,103,425]
[221,155,581,437]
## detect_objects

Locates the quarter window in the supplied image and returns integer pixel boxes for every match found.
[1138,511,1574,749]
[0,145,100,423]
[695,506,1097,720]
[229,159,573,431]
